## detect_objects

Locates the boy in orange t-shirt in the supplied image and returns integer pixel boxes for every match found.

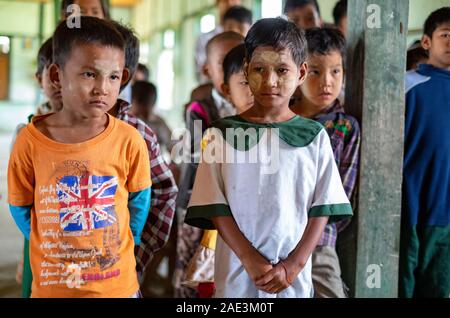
[8,16,151,298]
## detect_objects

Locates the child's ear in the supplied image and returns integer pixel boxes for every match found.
[121,68,131,86]
[298,62,308,84]
[203,63,210,78]
[221,83,231,100]
[48,64,60,86]
[421,34,431,51]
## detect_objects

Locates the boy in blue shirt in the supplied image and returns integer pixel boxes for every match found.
[401,6,450,298]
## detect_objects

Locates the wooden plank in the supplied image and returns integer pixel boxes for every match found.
[338,0,408,298]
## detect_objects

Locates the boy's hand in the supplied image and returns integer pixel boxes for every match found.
[241,250,273,283]
[255,259,302,294]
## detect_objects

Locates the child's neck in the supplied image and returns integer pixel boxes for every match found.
[428,57,450,71]
[36,108,109,144]
[240,102,296,124]
[291,97,332,119]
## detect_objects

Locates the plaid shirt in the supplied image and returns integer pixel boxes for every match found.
[314,101,361,246]
[115,100,178,273]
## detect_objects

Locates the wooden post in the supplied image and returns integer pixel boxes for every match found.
[338,0,409,298]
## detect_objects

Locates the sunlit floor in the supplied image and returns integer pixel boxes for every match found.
[0,133,22,297]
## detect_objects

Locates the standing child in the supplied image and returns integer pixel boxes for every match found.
[8,17,151,298]
[401,7,450,298]
[183,43,253,297]
[185,18,352,298]
[291,27,360,298]
[175,31,244,298]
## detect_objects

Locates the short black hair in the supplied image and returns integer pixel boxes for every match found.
[333,0,347,26]
[305,27,347,69]
[223,44,246,85]
[132,81,157,107]
[423,7,450,38]
[137,63,150,81]
[223,6,253,26]
[284,0,321,17]
[109,20,140,90]
[407,40,428,70]
[61,0,110,20]
[53,16,125,69]
[206,31,245,60]
[245,18,308,66]
[36,37,53,76]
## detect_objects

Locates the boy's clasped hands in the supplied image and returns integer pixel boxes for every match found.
[241,249,302,294]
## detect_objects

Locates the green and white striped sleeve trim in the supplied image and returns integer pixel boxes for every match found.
[308,203,353,224]
[185,204,233,229]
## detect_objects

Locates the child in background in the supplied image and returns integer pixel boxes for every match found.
[61,0,110,20]
[291,27,360,298]
[401,7,450,298]
[284,0,323,30]
[185,18,352,298]
[131,81,174,154]
[183,44,253,298]
[175,31,244,298]
[8,16,151,298]
[332,0,348,38]
[406,40,429,71]
[223,6,253,37]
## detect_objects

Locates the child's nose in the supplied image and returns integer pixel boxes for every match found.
[94,77,109,95]
[264,71,278,87]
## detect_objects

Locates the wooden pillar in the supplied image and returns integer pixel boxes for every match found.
[338,0,409,298]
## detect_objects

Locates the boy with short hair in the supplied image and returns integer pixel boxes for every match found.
[291,27,361,298]
[222,43,254,114]
[8,16,151,298]
[175,31,244,297]
[185,18,352,298]
[131,81,174,154]
[223,6,253,37]
[401,7,450,298]
[35,37,63,115]
[284,0,322,30]
[332,0,347,38]
[195,0,243,83]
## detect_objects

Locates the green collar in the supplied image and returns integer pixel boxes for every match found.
[211,115,323,151]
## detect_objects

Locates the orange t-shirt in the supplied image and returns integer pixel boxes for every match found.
[8,114,151,298]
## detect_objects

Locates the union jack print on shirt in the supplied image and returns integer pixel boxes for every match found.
[57,175,118,231]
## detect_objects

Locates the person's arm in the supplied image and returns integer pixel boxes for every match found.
[128,188,151,245]
[9,205,32,240]
[255,216,328,294]
[212,216,273,283]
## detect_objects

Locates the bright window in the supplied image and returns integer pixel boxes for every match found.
[261,0,283,18]
[200,14,216,33]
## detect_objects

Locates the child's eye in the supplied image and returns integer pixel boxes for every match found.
[240,81,249,86]
[82,72,95,78]
[333,69,341,75]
